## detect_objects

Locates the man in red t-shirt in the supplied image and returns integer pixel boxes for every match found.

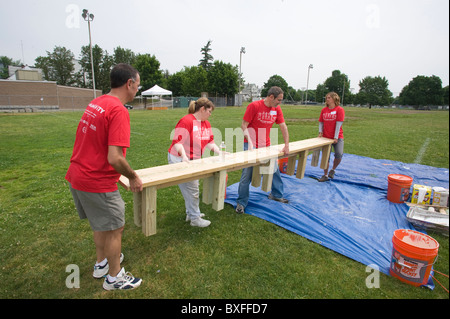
[236,86,290,214]
[66,63,143,290]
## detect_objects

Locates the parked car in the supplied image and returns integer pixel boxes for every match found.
[124,104,133,110]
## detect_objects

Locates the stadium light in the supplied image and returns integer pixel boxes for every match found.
[82,9,96,98]
[305,64,313,105]
[239,47,246,94]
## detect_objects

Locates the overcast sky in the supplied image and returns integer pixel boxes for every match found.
[1,0,448,96]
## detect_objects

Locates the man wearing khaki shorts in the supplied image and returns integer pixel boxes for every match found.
[66,63,143,290]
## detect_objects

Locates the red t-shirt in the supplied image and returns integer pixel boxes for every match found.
[168,114,214,160]
[243,99,285,148]
[65,95,130,193]
[319,106,345,139]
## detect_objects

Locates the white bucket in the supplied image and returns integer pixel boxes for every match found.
[433,187,449,207]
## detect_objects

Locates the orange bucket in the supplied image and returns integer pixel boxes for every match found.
[278,158,288,174]
[390,229,439,287]
[387,174,413,203]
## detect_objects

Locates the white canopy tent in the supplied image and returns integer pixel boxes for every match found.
[142,85,173,109]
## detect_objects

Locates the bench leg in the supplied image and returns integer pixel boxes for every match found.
[251,165,261,187]
[133,192,142,227]
[311,149,321,167]
[320,144,332,170]
[142,186,157,236]
[261,158,276,192]
[296,150,308,179]
[286,155,297,176]
[212,170,227,211]
[202,176,214,205]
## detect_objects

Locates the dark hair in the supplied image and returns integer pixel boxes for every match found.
[267,86,284,98]
[110,63,139,88]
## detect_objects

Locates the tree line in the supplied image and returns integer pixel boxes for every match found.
[268,70,448,107]
[1,41,240,99]
[1,41,448,107]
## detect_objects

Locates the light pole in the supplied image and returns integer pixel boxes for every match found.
[239,47,246,93]
[305,64,313,105]
[82,9,96,98]
[301,87,306,104]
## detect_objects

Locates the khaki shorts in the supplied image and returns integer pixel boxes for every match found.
[69,184,125,231]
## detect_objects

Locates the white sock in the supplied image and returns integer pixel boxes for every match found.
[96,258,107,267]
[107,268,124,282]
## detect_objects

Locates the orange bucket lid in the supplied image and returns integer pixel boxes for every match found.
[388,174,413,183]
[393,229,439,253]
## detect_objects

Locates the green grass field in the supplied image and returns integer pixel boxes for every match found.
[0,105,448,299]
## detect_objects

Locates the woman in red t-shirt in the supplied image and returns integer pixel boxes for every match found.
[318,92,345,182]
[168,98,220,227]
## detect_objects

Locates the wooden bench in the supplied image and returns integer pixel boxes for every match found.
[119,137,334,236]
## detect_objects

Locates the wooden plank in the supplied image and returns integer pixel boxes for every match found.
[119,137,335,190]
[142,186,157,236]
[296,150,308,179]
[212,170,227,211]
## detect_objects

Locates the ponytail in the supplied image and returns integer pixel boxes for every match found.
[188,101,197,114]
[187,97,215,114]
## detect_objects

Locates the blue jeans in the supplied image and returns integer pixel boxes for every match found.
[237,143,284,208]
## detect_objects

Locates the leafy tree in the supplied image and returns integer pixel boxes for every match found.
[48,46,75,86]
[207,60,239,96]
[315,83,327,103]
[261,75,288,97]
[356,76,393,107]
[1,56,21,79]
[443,86,449,106]
[113,46,136,65]
[77,44,112,92]
[181,66,208,96]
[324,70,351,104]
[199,40,214,71]
[284,86,300,102]
[98,52,114,93]
[167,71,185,96]
[398,75,443,107]
[34,46,75,86]
[133,53,164,91]
[34,56,51,80]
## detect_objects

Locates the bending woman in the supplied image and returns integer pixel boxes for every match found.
[168,98,220,227]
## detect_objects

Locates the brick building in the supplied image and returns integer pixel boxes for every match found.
[0,80,101,112]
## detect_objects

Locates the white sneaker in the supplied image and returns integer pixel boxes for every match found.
[93,253,124,279]
[186,213,205,222]
[190,217,211,227]
[103,267,142,291]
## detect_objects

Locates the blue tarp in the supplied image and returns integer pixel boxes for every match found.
[224,153,449,287]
